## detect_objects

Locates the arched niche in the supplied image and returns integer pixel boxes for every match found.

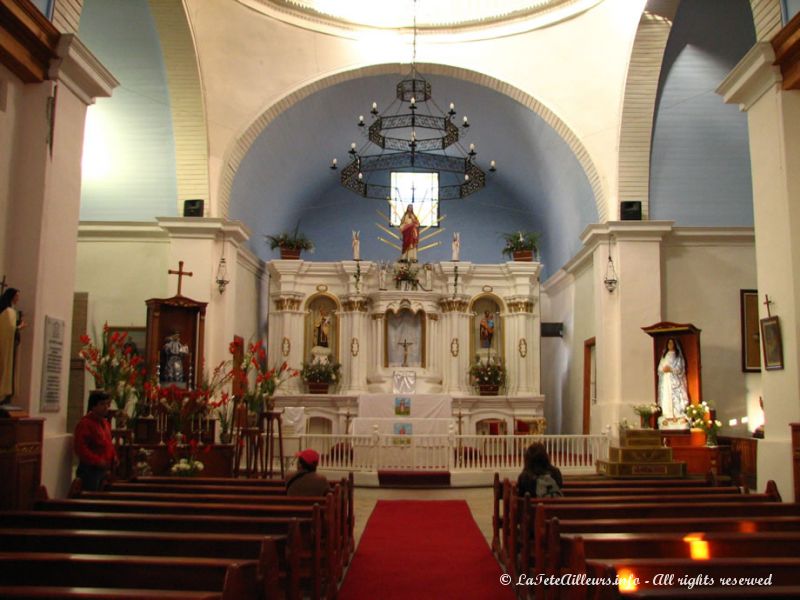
[304,293,341,364]
[469,293,505,364]
[384,305,427,368]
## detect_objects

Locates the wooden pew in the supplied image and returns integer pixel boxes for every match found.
[0,511,327,600]
[551,532,800,600]
[521,499,798,590]
[491,475,739,564]
[132,476,288,487]
[0,587,222,599]
[0,552,259,600]
[0,528,297,600]
[585,557,800,600]
[35,495,342,596]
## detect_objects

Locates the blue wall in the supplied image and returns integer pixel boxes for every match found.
[229,73,596,276]
[649,0,755,225]
[78,0,178,220]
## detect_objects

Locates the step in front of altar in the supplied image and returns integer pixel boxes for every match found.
[608,446,674,463]
[596,459,686,478]
[597,427,686,479]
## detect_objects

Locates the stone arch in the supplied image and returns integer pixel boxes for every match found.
[218,63,607,220]
[618,2,679,220]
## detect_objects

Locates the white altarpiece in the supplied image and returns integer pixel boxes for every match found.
[267,259,544,435]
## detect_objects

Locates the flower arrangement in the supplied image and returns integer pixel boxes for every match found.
[158,384,208,436]
[170,457,204,477]
[632,404,660,418]
[394,262,419,285]
[501,231,540,258]
[208,391,234,438]
[79,323,146,413]
[685,401,721,442]
[469,357,506,386]
[231,339,299,413]
[168,437,207,476]
[301,360,342,384]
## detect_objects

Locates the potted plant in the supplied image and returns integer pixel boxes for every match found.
[501,231,540,262]
[301,360,341,394]
[393,262,420,290]
[469,357,506,396]
[265,225,314,260]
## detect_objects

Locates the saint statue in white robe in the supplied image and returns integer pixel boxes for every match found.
[657,337,689,419]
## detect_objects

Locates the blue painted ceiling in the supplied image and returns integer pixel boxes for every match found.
[230,72,597,277]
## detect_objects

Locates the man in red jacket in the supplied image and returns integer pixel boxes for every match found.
[74,390,117,490]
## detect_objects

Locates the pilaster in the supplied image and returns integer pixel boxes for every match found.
[340,294,370,394]
[719,36,800,495]
[438,295,471,395]
[582,221,672,431]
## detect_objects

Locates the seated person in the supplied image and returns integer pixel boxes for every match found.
[286,448,329,497]
[74,390,117,491]
[517,442,563,498]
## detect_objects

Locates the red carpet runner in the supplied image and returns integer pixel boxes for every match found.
[339,500,516,600]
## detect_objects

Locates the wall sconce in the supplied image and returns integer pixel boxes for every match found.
[603,242,619,293]
[215,257,229,294]
[603,254,618,292]
[602,235,618,293]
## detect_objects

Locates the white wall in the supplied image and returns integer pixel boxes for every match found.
[662,229,760,435]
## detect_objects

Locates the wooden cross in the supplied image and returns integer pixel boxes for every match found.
[398,339,413,367]
[0,275,7,295]
[168,261,193,296]
[763,294,773,318]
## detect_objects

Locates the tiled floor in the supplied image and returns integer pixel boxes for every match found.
[351,486,496,548]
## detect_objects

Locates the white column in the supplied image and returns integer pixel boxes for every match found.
[269,292,305,394]
[719,41,800,495]
[340,294,370,394]
[439,296,471,395]
[503,296,538,396]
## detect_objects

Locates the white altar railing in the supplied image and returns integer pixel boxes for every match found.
[290,433,610,475]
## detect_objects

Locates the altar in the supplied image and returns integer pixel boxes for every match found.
[267,259,544,400]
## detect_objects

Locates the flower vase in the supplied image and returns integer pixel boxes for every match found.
[705,430,718,447]
[512,250,534,262]
[478,384,500,396]
[689,427,706,447]
[280,247,301,260]
[219,431,233,445]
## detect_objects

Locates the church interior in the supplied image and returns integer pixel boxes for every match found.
[2,0,800,597]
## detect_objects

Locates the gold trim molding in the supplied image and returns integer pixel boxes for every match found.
[518,338,528,358]
[342,298,370,312]
[350,337,359,357]
[439,298,469,313]
[274,297,302,311]
[281,337,291,356]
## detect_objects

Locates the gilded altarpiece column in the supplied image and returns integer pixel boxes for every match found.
[270,292,305,394]
[503,295,539,396]
[340,295,370,394]
[439,296,472,394]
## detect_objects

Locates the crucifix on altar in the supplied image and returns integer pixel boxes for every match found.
[397,339,413,367]
[143,260,208,392]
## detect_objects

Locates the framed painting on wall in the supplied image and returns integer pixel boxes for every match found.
[760,316,784,370]
[739,289,761,372]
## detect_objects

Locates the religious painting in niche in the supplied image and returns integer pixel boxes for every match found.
[386,308,425,368]
[305,295,338,365]
[740,289,761,372]
[472,296,502,363]
[760,316,783,370]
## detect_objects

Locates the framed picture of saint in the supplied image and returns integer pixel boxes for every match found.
[760,316,783,370]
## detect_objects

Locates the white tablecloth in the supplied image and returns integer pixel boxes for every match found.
[357,394,452,419]
[350,417,454,436]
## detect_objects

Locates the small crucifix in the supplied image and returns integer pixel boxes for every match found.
[763,294,774,318]
[0,275,7,295]
[398,338,413,368]
[168,261,193,296]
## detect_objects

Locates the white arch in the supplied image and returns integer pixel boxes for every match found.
[217,63,607,220]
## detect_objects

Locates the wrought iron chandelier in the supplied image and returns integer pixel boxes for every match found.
[330,4,495,201]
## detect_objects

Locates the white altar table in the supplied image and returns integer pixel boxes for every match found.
[356,393,452,419]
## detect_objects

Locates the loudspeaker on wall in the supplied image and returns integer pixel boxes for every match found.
[183,199,204,217]
[620,200,642,221]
